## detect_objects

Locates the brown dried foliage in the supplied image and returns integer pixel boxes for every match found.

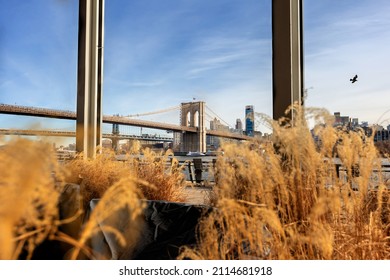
[0,139,64,259]
[179,105,390,260]
[0,138,187,259]
[63,145,187,205]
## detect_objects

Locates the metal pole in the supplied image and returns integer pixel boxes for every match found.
[198,101,206,153]
[76,0,104,158]
[272,0,304,123]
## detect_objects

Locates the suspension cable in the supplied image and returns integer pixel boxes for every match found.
[124,105,180,118]
[205,105,234,128]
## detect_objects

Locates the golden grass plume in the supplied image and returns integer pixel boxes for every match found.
[179,105,390,260]
[0,139,64,259]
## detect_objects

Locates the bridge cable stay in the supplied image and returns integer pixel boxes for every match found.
[253,111,273,130]
[205,112,216,123]
[111,104,181,137]
[109,105,180,138]
[205,110,231,129]
[205,105,234,128]
[123,105,180,118]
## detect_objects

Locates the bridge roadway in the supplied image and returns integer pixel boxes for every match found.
[0,128,173,142]
[0,103,253,141]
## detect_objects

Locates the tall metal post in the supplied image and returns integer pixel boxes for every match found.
[198,101,207,153]
[76,0,105,158]
[272,0,304,123]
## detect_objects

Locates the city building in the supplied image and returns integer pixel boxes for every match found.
[333,111,390,142]
[334,112,341,125]
[207,118,230,150]
[351,118,359,128]
[172,132,182,151]
[210,118,229,132]
[235,118,243,131]
[333,112,350,127]
[245,105,255,136]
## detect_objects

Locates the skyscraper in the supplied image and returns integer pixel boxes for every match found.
[235,118,243,131]
[245,105,254,136]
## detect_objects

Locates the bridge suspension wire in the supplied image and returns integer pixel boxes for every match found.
[205,105,234,128]
[205,112,216,123]
[254,111,273,130]
[123,105,180,118]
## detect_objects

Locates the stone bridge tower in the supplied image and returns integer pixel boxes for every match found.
[180,101,206,153]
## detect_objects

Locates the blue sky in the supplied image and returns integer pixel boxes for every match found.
[1,0,390,141]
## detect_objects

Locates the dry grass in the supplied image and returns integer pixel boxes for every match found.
[0,138,187,259]
[179,105,390,260]
[1,105,389,260]
[63,145,188,206]
[132,148,187,202]
[0,139,64,259]
[63,148,131,208]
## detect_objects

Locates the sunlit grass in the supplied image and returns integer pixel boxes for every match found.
[0,139,63,259]
[179,105,390,260]
[63,146,188,207]
[1,105,389,259]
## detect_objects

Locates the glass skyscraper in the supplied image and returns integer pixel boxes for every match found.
[245,105,254,136]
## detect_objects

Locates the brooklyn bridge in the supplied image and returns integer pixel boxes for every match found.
[0,102,253,153]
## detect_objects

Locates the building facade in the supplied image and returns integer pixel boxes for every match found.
[245,105,255,136]
[235,118,243,131]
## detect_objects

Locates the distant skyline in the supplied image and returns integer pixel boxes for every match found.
[1,0,390,141]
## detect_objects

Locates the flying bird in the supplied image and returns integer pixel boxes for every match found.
[350,74,358,83]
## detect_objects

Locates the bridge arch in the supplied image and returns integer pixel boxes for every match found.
[186,111,191,126]
[193,111,199,127]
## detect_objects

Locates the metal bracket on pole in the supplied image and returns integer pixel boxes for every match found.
[272,0,304,123]
[76,0,105,158]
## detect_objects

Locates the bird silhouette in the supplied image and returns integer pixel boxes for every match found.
[350,74,358,83]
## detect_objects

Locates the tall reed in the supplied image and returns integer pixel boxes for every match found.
[0,139,64,259]
[63,145,187,205]
[0,138,186,259]
[179,105,390,260]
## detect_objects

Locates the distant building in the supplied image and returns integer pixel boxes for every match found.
[172,132,181,151]
[254,131,263,138]
[372,125,390,142]
[245,105,255,136]
[210,118,229,132]
[340,116,350,126]
[207,118,229,150]
[235,118,243,131]
[351,118,359,128]
[333,112,351,127]
[334,112,341,125]
[332,112,390,142]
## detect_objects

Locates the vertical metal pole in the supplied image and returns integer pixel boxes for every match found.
[272,0,304,123]
[76,0,104,158]
[198,101,206,153]
[97,0,104,149]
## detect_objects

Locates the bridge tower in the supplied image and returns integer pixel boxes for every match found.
[111,123,120,151]
[180,101,206,153]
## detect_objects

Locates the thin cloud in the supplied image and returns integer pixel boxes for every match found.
[186,36,269,79]
[105,78,164,88]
